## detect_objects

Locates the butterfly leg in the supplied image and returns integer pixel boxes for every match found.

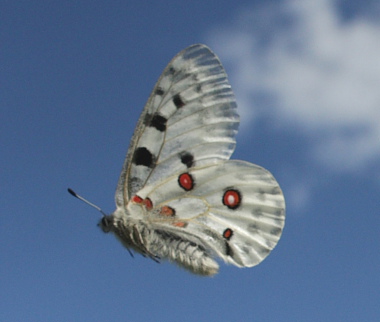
[131,225,160,263]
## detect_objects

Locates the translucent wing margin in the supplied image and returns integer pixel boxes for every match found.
[115,44,239,207]
[131,161,285,269]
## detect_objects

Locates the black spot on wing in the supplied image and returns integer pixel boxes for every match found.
[173,94,185,108]
[180,152,194,168]
[150,114,167,132]
[133,147,155,168]
[155,87,164,96]
[225,241,233,257]
[168,67,176,75]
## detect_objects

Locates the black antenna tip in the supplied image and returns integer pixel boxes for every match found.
[67,188,77,197]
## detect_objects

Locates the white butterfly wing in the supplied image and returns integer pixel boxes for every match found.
[115,44,239,207]
[130,160,285,269]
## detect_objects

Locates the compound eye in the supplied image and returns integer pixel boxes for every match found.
[99,216,112,233]
[101,217,109,227]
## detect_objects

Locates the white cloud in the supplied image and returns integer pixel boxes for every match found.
[207,0,380,172]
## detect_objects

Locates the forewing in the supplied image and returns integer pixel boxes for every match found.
[115,44,239,207]
[131,160,285,268]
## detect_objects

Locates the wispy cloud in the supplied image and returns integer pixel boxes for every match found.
[207,0,380,173]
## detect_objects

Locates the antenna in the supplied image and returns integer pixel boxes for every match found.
[68,188,137,259]
[68,188,108,217]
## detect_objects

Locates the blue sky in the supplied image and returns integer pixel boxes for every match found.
[2,0,380,321]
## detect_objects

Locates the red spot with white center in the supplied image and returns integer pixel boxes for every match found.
[178,173,194,191]
[223,189,241,209]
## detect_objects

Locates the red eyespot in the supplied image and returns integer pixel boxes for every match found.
[223,189,241,209]
[223,228,233,240]
[178,173,194,191]
[131,195,143,204]
[143,198,153,210]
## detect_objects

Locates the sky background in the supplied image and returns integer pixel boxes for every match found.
[1,0,380,321]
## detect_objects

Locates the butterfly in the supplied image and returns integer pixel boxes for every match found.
[70,44,285,276]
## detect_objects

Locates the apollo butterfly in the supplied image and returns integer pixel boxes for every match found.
[69,44,285,276]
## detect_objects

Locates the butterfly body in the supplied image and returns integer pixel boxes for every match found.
[100,210,220,276]
[97,44,285,276]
